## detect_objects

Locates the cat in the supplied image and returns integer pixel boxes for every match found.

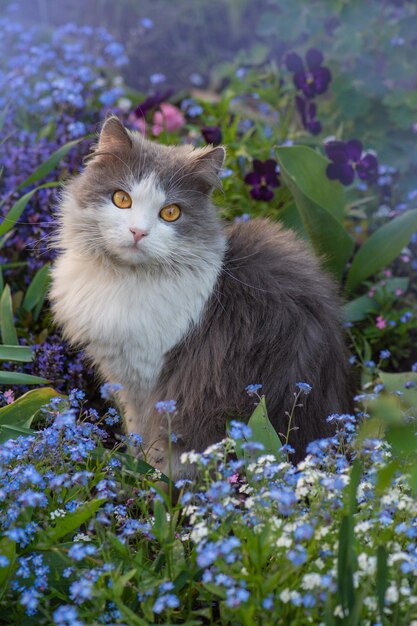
[50,115,352,479]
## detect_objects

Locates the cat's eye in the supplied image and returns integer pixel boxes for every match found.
[159,204,181,222]
[112,190,132,209]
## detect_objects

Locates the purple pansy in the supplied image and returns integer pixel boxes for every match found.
[285,49,332,99]
[201,126,222,145]
[324,139,379,186]
[244,159,280,201]
[295,96,322,135]
[133,89,174,118]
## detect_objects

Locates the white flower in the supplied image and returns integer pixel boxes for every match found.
[276,536,292,548]
[117,97,132,112]
[190,523,208,543]
[180,451,200,464]
[279,589,291,603]
[333,605,345,618]
[50,509,66,520]
[385,584,399,604]
[73,533,91,542]
[302,573,322,590]
[364,596,377,611]
[357,552,376,575]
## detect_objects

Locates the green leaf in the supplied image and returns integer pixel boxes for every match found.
[0,537,16,598]
[337,515,355,612]
[0,424,34,444]
[22,263,51,314]
[0,371,49,386]
[0,285,18,345]
[16,137,84,191]
[0,387,63,427]
[345,210,417,292]
[152,499,169,543]
[379,371,417,411]
[246,396,282,462]
[343,293,379,323]
[276,146,354,278]
[376,460,399,495]
[40,499,106,544]
[0,345,33,362]
[0,183,59,237]
[276,145,346,221]
[376,546,388,619]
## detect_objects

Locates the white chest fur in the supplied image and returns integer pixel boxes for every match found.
[50,253,220,391]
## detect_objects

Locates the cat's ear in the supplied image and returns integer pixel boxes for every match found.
[188,145,226,192]
[85,116,133,164]
[98,116,133,152]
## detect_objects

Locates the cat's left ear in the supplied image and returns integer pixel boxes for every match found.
[98,116,133,152]
[188,145,226,192]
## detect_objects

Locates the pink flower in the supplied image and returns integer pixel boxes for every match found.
[395,288,403,296]
[3,389,14,404]
[383,269,392,277]
[376,315,387,330]
[228,473,239,484]
[367,287,376,297]
[128,113,147,135]
[152,103,185,136]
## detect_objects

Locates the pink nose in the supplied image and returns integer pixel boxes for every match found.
[129,227,149,243]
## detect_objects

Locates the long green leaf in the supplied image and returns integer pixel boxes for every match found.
[345,210,417,292]
[376,546,388,619]
[276,145,346,221]
[0,285,18,345]
[379,371,417,411]
[0,537,16,598]
[0,182,59,237]
[246,396,283,463]
[0,345,33,362]
[0,387,63,427]
[16,137,84,191]
[0,371,49,385]
[0,424,34,444]
[22,263,51,313]
[276,146,355,279]
[40,498,106,543]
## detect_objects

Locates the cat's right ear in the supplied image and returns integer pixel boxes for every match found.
[85,116,132,163]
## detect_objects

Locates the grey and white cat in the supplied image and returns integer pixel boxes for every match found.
[50,116,352,479]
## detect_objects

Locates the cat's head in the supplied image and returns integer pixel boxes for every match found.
[59,116,226,268]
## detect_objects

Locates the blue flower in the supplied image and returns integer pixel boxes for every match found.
[244,384,263,396]
[69,578,93,604]
[100,383,122,400]
[296,382,312,395]
[68,543,96,562]
[228,420,252,440]
[53,605,83,626]
[153,593,180,613]
[379,349,391,360]
[287,545,307,566]
[155,400,177,414]
[0,555,10,567]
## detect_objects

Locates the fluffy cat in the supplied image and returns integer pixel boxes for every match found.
[50,116,352,479]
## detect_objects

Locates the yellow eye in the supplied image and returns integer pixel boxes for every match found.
[159,204,181,222]
[112,190,132,209]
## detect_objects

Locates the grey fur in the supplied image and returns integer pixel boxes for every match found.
[51,117,352,476]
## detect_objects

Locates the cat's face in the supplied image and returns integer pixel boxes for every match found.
[61,117,225,267]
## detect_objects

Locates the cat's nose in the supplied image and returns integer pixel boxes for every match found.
[129,227,149,243]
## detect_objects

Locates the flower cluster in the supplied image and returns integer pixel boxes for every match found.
[286,49,332,135]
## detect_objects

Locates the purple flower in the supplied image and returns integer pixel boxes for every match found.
[285,49,332,99]
[133,89,174,118]
[201,126,222,145]
[295,96,322,135]
[324,139,378,186]
[244,160,280,201]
